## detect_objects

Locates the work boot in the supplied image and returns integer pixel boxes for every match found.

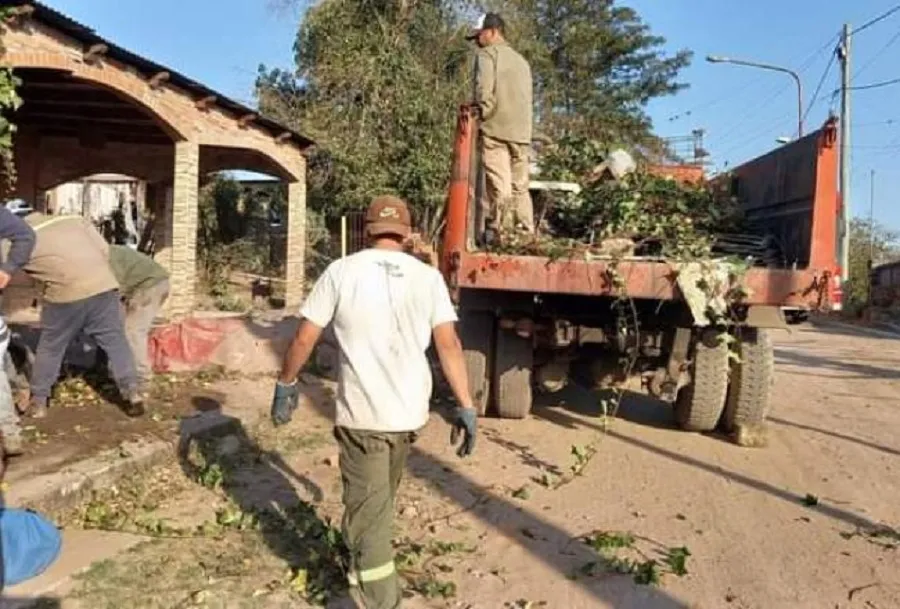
[122,389,146,418]
[26,398,48,419]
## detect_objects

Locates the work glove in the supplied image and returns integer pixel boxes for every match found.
[271,380,301,427]
[450,406,477,458]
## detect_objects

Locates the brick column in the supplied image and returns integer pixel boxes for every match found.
[167,142,200,318]
[148,181,173,270]
[284,173,307,312]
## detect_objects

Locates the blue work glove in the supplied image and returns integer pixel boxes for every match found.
[271,380,301,427]
[450,407,477,458]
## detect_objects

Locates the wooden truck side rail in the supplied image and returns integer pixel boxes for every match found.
[441,108,840,311]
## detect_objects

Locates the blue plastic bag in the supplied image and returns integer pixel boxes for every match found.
[0,508,62,587]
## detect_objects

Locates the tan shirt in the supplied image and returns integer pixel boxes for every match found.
[474,40,533,145]
[22,213,118,304]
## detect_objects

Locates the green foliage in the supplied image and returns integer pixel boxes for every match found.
[580,531,690,587]
[0,10,24,193]
[196,173,333,309]
[482,0,691,151]
[530,137,741,259]
[663,546,691,576]
[585,531,636,552]
[257,0,471,235]
[259,0,692,232]
[848,217,900,306]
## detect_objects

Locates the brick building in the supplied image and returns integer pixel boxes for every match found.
[0,2,314,318]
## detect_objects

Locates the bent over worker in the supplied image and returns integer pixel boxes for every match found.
[0,206,36,456]
[271,195,477,609]
[108,245,170,389]
[19,212,143,419]
[468,12,534,242]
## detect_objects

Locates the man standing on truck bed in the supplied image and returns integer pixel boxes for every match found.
[18,212,144,420]
[270,195,477,609]
[468,12,534,244]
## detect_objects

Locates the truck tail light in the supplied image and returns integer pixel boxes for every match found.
[830,273,843,312]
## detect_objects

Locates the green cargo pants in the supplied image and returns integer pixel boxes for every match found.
[335,426,417,609]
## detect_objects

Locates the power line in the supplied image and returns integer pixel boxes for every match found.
[854,27,900,79]
[845,76,900,91]
[803,49,838,122]
[856,118,899,127]
[705,31,841,148]
[852,3,900,35]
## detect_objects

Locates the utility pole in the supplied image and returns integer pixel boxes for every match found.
[869,169,875,263]
[838,23,852,282]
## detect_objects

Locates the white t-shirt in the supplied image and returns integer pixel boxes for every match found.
[300,248,458,432]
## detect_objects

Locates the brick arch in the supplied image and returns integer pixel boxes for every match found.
[4,51,189,139]
[200,145,301,182]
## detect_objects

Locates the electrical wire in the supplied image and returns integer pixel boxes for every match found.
[854,27,900,80]
[675,31,838,139]
[705,31,841,149]
[803,48,838,123]
[844,76,900,91]
[852,3,900,36]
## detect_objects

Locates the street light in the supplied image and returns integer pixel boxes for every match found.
[707,55,804,138]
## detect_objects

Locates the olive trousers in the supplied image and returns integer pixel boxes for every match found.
[335,426,417,609]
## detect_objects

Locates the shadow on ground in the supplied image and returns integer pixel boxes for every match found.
[775,347,900,380]
[177,397,328,571]
[532,404,891,535]
[769,416,900,457]
[294,374,690,608]
[0,597,62,609]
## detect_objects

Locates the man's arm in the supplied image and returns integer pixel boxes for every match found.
[0,208,36,288]
[429,272,473,409]
[473,50,498,121]
[279,319,324,384]
[277,267,338,384]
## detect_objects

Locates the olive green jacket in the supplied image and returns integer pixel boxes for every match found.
[473,40,533,145]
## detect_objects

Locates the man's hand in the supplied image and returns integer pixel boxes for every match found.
[450,406,477,458]
[0,270,11,290]
[271,380,301,427]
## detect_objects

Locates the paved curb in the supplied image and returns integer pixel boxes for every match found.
[5,412,246,516]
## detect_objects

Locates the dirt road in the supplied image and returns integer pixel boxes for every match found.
[52,321,900,608]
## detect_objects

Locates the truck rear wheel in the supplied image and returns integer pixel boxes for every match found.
[674,330,729,432]
[493,326,533,419]
[722,328,774,436]
[459,312,494,416]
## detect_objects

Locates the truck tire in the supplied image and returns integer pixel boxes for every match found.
[459,312,494,416]
[493,326,533,419]
[674,330,729,432]
[722,328,774,434]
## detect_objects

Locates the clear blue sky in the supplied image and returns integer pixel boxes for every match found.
[43,0,900,230]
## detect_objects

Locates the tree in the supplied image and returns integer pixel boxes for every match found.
[257,0,472,237]
[847,217,900,305]
[481,0,691,151]
[0,9,24,194]
[257,0,691,232]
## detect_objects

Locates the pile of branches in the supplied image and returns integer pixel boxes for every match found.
[495,136,745,262]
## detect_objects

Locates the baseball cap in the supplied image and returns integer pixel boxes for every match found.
[466,12,504,39]
[365,195,412,238]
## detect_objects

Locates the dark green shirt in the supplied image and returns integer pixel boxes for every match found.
[108,245,169,299]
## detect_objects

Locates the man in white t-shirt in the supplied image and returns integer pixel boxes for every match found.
[271,195,476,609]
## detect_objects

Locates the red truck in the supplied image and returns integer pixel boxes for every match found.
[440,109,841,443]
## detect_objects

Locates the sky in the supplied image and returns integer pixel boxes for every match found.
[40,0,900,231]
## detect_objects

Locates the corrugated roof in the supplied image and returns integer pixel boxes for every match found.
[0,1,314,149]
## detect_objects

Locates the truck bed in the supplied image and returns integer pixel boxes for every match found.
[453,252,824,307]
